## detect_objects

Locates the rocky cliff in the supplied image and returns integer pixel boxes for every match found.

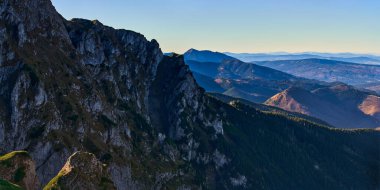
[0,0,223,188]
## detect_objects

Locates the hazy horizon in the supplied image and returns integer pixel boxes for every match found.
[52,0,380,55]
[189,49,380,56]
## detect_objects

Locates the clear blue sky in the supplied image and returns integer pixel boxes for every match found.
[51,0,380,54]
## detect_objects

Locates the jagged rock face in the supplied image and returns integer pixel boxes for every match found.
[150,55,209,139]
[0,151,40,190]
[0,0,71,47]
[149,54,223,166]
[44,151,116,190]
[0,0,220,188]
[66,18,163,115]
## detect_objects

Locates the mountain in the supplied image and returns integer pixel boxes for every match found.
[184,49,237,63]
[332,56,380,65]
[185,50,380,129]
[265,85,380,129]
[255,58,380,86]
[225,52,380,65]
[225,53,325,62]
[184,50,328,103]
[208,92,333,127]
[185,59,296,80]
[357,82,380,94]
[0,0,380,189]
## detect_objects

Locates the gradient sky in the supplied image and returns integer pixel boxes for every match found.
[51,0,380,54]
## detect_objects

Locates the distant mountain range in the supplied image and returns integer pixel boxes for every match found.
[184,49,380,129]
[184,49,327,103]
[254,58,380,87]
[357,82,380,94]
[225,52,380,65]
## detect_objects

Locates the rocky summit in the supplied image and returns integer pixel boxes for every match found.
[0,0,380,189]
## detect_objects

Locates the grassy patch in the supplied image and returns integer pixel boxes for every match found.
[0,179,22,190]
[0,151,29,162]
[43,170,65,190]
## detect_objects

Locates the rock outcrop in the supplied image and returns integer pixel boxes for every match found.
[44,151,116,190]
[0,151,40,190]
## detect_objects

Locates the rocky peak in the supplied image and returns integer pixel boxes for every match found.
[65,17,163,115]
[184,48,238,63]
[0,0,70,47]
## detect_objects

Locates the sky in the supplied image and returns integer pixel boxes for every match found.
[51,0,380,54]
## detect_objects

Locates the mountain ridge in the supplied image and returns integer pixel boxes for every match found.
[254,58,380,86]
[225,52,380,65]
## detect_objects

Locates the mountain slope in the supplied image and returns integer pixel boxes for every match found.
[0,0,379,189]
[359,95,380,120]
[208,92,333,127]
[192,72,225,93]
[266,85,380,129]
[184,51,297,80]
[218,100,380,189]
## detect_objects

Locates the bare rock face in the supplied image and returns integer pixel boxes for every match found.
[0,0,71,47]
[44,151,116,190]
[149,54,208,140]
[0,151,40,190]
[65,18,163,117]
